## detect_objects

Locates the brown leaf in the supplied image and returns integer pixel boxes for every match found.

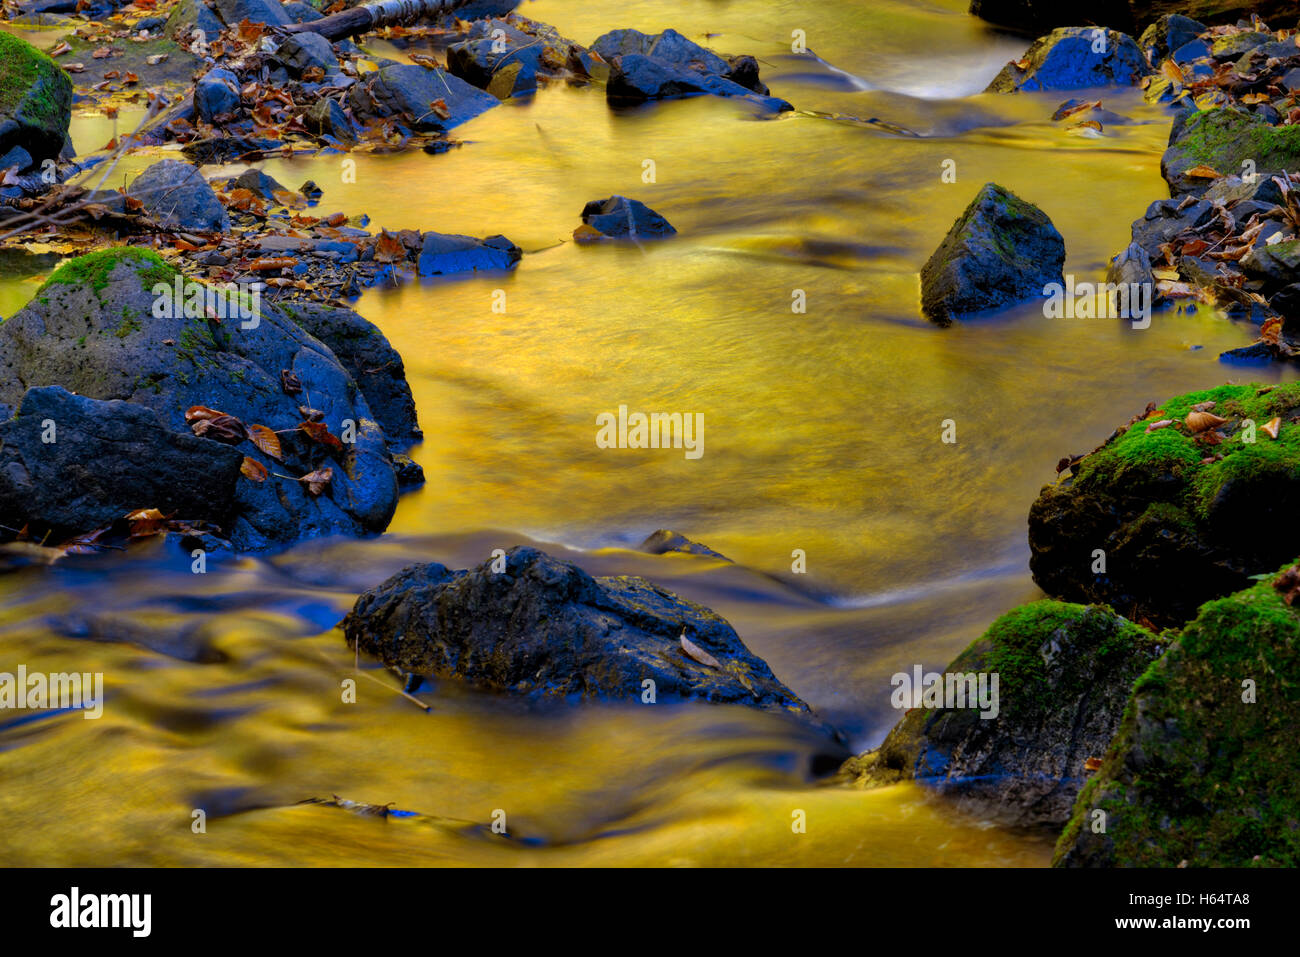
[680,631,721,669]
[248,257,295,272]
[1160,59,1186,85]
[300,467,333,496]
[247,424,283,460]
[1184,164,1223,179]
[1084,757,1103,772]
[240,456,269,481]
[92,46,116,59]
[373,229,406,263]
[281,370,303,395]
[298,420,344,453]
[187,406,247,443]
[1263,416,1282,440]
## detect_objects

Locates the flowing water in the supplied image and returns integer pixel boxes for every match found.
[2,0,1295,866]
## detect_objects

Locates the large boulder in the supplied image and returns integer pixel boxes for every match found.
[348,63,498,132]
[919,182,1065,324]
[343,546,833,729]
[0,32,73,169]
[1029,381,1300,627]
[1055,568,1300,866]
[840,601,1165,825]
[0,386,244,539]
[0,248,416,551]
[1161,107,1300,197]
[126,160,230,233]
[985,27,1149,93]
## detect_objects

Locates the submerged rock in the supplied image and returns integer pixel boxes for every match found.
[343,546,829,726]
[0,248,417,551]
[919,182,1065,324]
[639,529,731,561]
[986,27,1149,93]
[0,32,74,169]
[126,159,229,233]
[416,232,521,275]
[840,601,1165,826]
[1055,569,1300,866]
[580,195,676,240]
[1162,107,1300,197]
[1029,381,1300,626]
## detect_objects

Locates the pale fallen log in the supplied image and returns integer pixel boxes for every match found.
[282,0,511,43]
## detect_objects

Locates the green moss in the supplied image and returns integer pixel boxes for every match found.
[1174,107,1300,174]
[39,247,176,299]
[1055,566,1300,867]
[0,33,70,125]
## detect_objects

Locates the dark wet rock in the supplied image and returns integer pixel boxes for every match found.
[1202,171,1285,208]
[1242,239,1300,290]
[1138,13,1206,63]
[278,301,421,449]
[416,232,521,275]
[1028,381,1300,626]
[580,195,676,239]
[233,167,288,200]
[840,601,1165,826]
[0,32,74,168]
[1106,241,1154,290]
[210,0,289,27]
[342,545,829,726]
[0,145,34,173]
[391,453,424,488]
[986,27,1149,93]
[0,386,243,539]
[348,63,498,132]
[1162,106,1300,197]
[275,31,338,78]
[1170,37,1211,62]
[1219,341,1279,363]
[135,15,167,32]
[0,248,414,551]
[445,17,587,98]
[639,529,731,561]
[304,97,356,144]
[1055,570,1300,866]
[919,182,1065,324]
[182,134,282,164]
[194,67,242,124]
[127,160,230,233]
[164,0,223,41]
[1129,197,1214,257]
[595,27,785,108]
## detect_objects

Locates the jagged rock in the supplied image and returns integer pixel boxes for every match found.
[985,27,1149,93]
[304,97,356,144]
[919,182,1065,324]
[1129,197,1214,257]
[348,63,498,132]
[127,160,229,232]
[275,31,338,78]
[840,601,1165,826]
[194,67,241,123]
[639,529,731,561]
[580,195,676,239]
[343,546,834,730]
[0,32,73,167]
[232,167,288,200]
[1106,241,1154,290]
[1137,13,1205,63]
[1162,106,1300,197]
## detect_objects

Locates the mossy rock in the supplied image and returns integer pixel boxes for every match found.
[985,27,1149,93]
[1029,382,1300,627]
[0,32,73,165]
[1161,106,1300,197]
[839,600,1166,825]
[919,182,1065,324]
[1055,567,1300,866]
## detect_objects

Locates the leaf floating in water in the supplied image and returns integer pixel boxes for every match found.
[680,630,721,669]
[247,424,282,461]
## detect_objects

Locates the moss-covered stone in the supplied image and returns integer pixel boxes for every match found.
[1030,382,1300,626]
[0,32,73,166]
[1055,566,1300,867]
[839,600,1165,825]
[39,247,175,298]
[1161,106,1300,196]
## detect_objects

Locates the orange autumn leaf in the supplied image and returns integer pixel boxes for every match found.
[300,467,333,496]
[247,424,283,461]
[373,230,406,263]
[298,420,344,453]
[1183,164,1223,179]
[240,456,269,481]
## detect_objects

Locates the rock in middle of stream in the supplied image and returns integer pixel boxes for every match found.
[344,546,840,738]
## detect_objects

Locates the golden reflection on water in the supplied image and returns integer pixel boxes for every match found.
[1,0,1293,866]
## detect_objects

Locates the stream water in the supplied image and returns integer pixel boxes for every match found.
[2,0,1295,866]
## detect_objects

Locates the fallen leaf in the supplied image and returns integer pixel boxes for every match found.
[300,467,333,496]
[281,370,302,395]
[680,631,721,669]
[373,230,406,263]
[1263,416,1282,440]
[298,420,344,453]
[1084,757,1103,772]
[1184,164,1223,179]
[247,423,283,460]
[240,456,269,481]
